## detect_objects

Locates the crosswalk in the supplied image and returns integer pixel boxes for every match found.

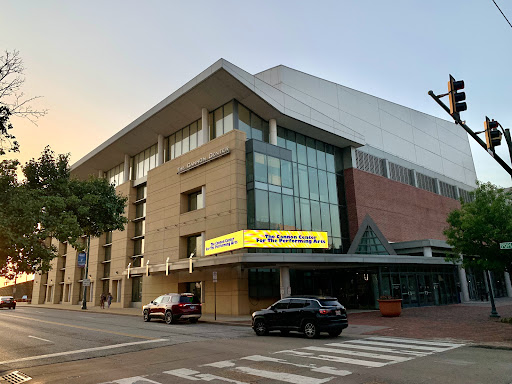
[102,336,465,384]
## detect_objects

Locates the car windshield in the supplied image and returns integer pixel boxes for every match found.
[180,295,200,304]
[319,299,340,307]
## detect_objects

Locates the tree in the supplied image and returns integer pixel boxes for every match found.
[444,181,512,274]
[0,147,128,277]
[0,50,47,155]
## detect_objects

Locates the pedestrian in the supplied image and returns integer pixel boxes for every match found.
[100,293,106,309]
[107,292,112,308]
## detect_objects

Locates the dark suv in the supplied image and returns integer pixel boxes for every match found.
[0,296,15,309]
[142,293,201,324]
[251,296,348,338]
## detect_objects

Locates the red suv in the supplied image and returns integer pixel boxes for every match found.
[142,293,201,324]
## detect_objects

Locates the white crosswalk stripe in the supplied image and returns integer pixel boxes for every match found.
[233,366,333,384]
[275,349,389,367]
[345,339,451,352]
[367,336,464,348]
[302,346,413,362]
[325,341,431,356]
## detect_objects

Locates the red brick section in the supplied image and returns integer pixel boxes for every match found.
[344,168,461,242]
[349,303,512,347]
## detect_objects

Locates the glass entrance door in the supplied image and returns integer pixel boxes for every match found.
[400,274,420,307]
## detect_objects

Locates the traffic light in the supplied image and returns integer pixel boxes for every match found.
[484,116,502,151]
[448,75,467,121]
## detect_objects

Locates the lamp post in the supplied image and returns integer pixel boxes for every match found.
[485,270,500,318]
[81,235,91,310]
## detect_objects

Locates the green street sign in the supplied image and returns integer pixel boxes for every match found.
[500,242,512,250]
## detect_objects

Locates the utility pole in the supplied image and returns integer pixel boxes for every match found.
[81,235,91,310]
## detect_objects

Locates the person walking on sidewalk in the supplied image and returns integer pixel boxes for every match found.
[100,293,106,309]
[107,292,112,308]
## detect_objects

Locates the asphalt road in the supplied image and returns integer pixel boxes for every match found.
[1,307,511,384]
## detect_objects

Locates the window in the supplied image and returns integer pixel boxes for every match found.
[188,190,204,211]
[103,262,110,278]
[132,144,158,180]
[248,269,280,298]
[105,231,112,245]
[131,277,142,302]
[274,299,290,310]
[267,156,281,186]
[187,235,202,258]
[104,246,111,262]
[288,299,306,309]
[106,163,125,187]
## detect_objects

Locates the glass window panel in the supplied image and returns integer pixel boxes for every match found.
[254,153,267,183]
[282,195,295,230]
[137,154,144,179]
[105,231,112,244]
[300,198,312,231]
[318,170,329,202]
[298,164,309,199]
[306,137,317,168]
[163,137,169,162]
[334,147,344,173]
[238,104,251,140]
[182,126,190,154]
[269,192,283,230]
[255,189,269,229]
[325,144,335,173]
[292,162,299,196]
[251,113,263,141]
[223,102,233,133]
[169,134,175,160]
[269,184,281,193]
[281,160,293,189]
[327,172,339,205]
[247,189,255,228]
[262,120,269,143]
[277,126,286,148]
[136,185,147,200]
[336,174,346,206]
[135,221,145,237]
[104,246,111,261]
[267,156,281,186]
[143,149,150,176]
[197,118,203,145]
[119,168,124,185]
[320,202,332,234]
[209,112,214,141]
[308,167,319,201]
[294,197,301,230]
[310,201,321,231]
[316,141,326,170]
[332,237,342,253]
[286,130,297,163]
[175,130,182,157]
[190,122,197,151]
[246,152,254,183]
[214,107,223,138]
[150,145,157,170]
[330,204,341,237]
[296,134,307,165]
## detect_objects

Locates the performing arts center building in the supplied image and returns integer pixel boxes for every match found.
[32,60,512,314]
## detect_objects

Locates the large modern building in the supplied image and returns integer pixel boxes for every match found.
[32,60,512,314]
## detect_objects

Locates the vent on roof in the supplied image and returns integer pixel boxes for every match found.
[0,371,32,384]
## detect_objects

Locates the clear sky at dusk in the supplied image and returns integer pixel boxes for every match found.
[1,1,512,187]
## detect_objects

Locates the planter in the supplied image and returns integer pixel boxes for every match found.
[377,299,402,317]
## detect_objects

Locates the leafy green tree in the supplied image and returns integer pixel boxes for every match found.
[0,147,128,277]
[444,181,512,274]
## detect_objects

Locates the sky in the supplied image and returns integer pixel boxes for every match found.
[1,0,512,189]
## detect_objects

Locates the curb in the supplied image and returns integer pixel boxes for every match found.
[471,344,512,351]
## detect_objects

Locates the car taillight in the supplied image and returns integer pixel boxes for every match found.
[178,303,186,307]
[319,309,329,314]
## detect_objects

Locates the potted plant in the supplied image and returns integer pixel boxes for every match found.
[377,295,402,317]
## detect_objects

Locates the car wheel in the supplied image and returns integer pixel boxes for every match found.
[328,330,342,337]
[165,310,176,324]
[280,330,289,336]
[189,318,198,324]
[303,321,318,339]
[254,320,268,336]
[143,310,151,322]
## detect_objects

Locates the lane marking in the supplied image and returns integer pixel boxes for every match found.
[0,313,155,340]
[197,373,247,383]
[163,369,201,381]
[367,337,465,348]
[326,342,429,356]
[303,346,413,362]
[28,335,52,343]
[0,339,167,365]
[276,349,388,368]
[101,376,163,384]
[347,339,448,352]
[202,361,236,368]
[234,366,333,384]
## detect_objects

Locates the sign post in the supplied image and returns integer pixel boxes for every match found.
[213,271,217,321]
[500,242,512,250]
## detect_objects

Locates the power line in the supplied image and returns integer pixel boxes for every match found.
[492,0,512,29]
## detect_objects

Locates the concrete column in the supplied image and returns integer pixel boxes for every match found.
[423,246,433,257]
[269,118,277,145]
[280,266,291,299]
[98,170,103,178]
[123,154,130,183]
[504,272,512,298]
[201,108,209,146]
[157,134,164,166]
[458,265,470,302]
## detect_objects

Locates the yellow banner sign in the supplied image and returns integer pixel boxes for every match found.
[204,230,328,256]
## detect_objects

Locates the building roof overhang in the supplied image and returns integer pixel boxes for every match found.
[71,59,365,179]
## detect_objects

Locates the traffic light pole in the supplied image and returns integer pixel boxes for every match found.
[428,91,512,177]
[500,127,512,179]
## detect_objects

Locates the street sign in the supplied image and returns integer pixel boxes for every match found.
[213,271,217,283]
[77,252,86,268]
[83,278,91,287]
[500,242,512,250]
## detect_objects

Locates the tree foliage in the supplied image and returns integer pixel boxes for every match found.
[0,50,47,155]
[0,147,128,277]
[444,181,512,273]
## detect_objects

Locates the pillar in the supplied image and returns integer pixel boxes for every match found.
[280,266,290,299]
[201,108,209,146]
[504,272,512,298]
[98,170,103,178]
[383,159,390,178]
[423,246,433,257]
[269,118,277,145]
[411,169,418,187]
[123,154,130,183]
[457,265,470,302]
[157,134,164,166]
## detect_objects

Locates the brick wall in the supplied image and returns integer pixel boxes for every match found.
[344,168,460,243]
[0,280,33,300]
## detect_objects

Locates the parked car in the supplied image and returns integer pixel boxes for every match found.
[251,295,348,338]
[0,296,16,309]
[142,293,201,324]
